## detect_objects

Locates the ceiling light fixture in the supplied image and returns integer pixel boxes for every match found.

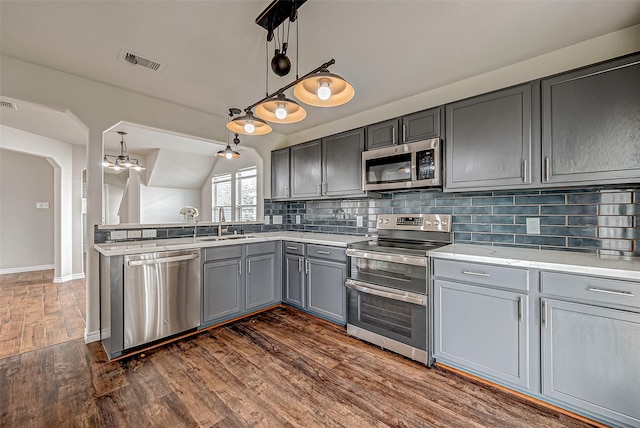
[103,131,145,171]
[218,111,243,159]
[227,0,354,136]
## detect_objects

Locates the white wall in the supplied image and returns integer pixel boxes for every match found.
[0,149,55,271]
[72,145,85,275]
[2,24,638,344]
[139,185,200,224]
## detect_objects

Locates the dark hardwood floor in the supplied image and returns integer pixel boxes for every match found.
[0,307,599,427]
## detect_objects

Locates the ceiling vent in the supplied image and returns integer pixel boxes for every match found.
[118,49,166,72]
[0,101,17,110]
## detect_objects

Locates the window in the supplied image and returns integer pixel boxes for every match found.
[212,166,257,222]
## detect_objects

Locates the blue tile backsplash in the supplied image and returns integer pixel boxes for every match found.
[96,185,639,257]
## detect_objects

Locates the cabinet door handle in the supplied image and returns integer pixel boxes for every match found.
[298,257,303,272]
[238,261,242,276]
[462,270,490,277]
[305,260,310,274]
[247,259,251,275]
[286,246,299,250]
[544,157,551,182]
[522,159,528,183]
[402,124,407,142]
[285,186,289,198]
[317,183,322,195]
[317,250,331,255]
[542,300,547,327]
[588,287,634,297]
[322,182,327,195]
[518,297,523,322]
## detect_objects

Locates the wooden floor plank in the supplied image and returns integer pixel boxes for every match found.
[0,306,603,428]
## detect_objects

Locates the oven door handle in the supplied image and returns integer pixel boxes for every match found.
[345,249,427,267]
[345,279,427,306]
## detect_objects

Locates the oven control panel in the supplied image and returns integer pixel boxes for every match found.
[377,214,451,232]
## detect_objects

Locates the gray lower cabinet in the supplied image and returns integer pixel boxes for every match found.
[541,299,640,427]
[541,52,640,186]
[284,252,305,308]
[202,242,280,326]
[444,83,535,191]
[283,242,347,324]
[306,257,347,323]
[271,147,290,200]
[433,279,529,389]
[202,256,243,324]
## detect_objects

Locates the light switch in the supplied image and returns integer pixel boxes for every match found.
[296,215,301,224]
[36,202,49,209]
[264,216,270,225]
[273,215,283,225]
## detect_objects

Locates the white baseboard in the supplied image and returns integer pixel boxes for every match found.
[85,329,101,344]
[0,264,55,275]
[53,272,85,283]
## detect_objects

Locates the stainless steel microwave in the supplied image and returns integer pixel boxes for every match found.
[362,138,441,191]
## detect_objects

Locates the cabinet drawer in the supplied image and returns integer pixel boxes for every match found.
[306,244,346,263]
[541,271,640,309]
[203,244,242,262]
[433,259,528,291]
[246,241,276,256]
[283,241,305,255]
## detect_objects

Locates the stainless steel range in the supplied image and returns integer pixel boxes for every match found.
[345,213,452,366]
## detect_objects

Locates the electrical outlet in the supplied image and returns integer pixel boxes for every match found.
[264,216,270,225]
[36,202,49,209]
[110,230,127,240]
[142,229,157,238]
[296,215,301,224]
[356,216,363,227]
[526,217,540,235]
[127,230,142,239]
[273,215,283,225]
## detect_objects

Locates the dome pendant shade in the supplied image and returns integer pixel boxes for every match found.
[226,110,272,135]
[255,94,307,124]
[216,143,241,159]
[293,70,355,107]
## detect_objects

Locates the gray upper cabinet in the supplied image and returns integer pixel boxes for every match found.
[402,107,441,143]
[365,108,441,150]
[445,83,535,191]
[541,53,640,186]
[366,118,400,150]
[271,148,290,200]
[290,139,322,199]
[541,299,640,427]
[322,128,366,198]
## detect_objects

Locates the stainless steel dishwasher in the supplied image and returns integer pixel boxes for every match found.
[123,249,201,349]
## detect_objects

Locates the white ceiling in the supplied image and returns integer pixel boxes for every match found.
[2,0,639,137]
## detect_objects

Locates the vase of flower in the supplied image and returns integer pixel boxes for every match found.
[179,206,199,223]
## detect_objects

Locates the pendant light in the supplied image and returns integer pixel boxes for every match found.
[293,68,355,107]
[103,131,145,171]
[226,109,272,136]
[217,114,242,159]
[255,93,307,124]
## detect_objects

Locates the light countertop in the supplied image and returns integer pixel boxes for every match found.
[430,244,640,281]
[94,232,368,257]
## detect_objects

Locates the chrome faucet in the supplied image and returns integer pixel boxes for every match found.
[193,220,199,239]
[218,207,227,237]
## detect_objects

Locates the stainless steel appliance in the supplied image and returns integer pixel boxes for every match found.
[362,138,441,191]
[345,214,451,365]
[124,249,201,349]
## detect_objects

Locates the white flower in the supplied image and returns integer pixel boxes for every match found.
[179,206,199,217]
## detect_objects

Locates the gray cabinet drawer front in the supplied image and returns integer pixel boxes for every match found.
[307,244,346,262]
[204,245,242,262]
[283,241,305,255]
[246,241,277,256]
[541,271,640,308]
[433,259,528,291]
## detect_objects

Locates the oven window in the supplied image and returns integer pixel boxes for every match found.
[360,293,412,338]
[350,258,427,294]
[365,153,411,184]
